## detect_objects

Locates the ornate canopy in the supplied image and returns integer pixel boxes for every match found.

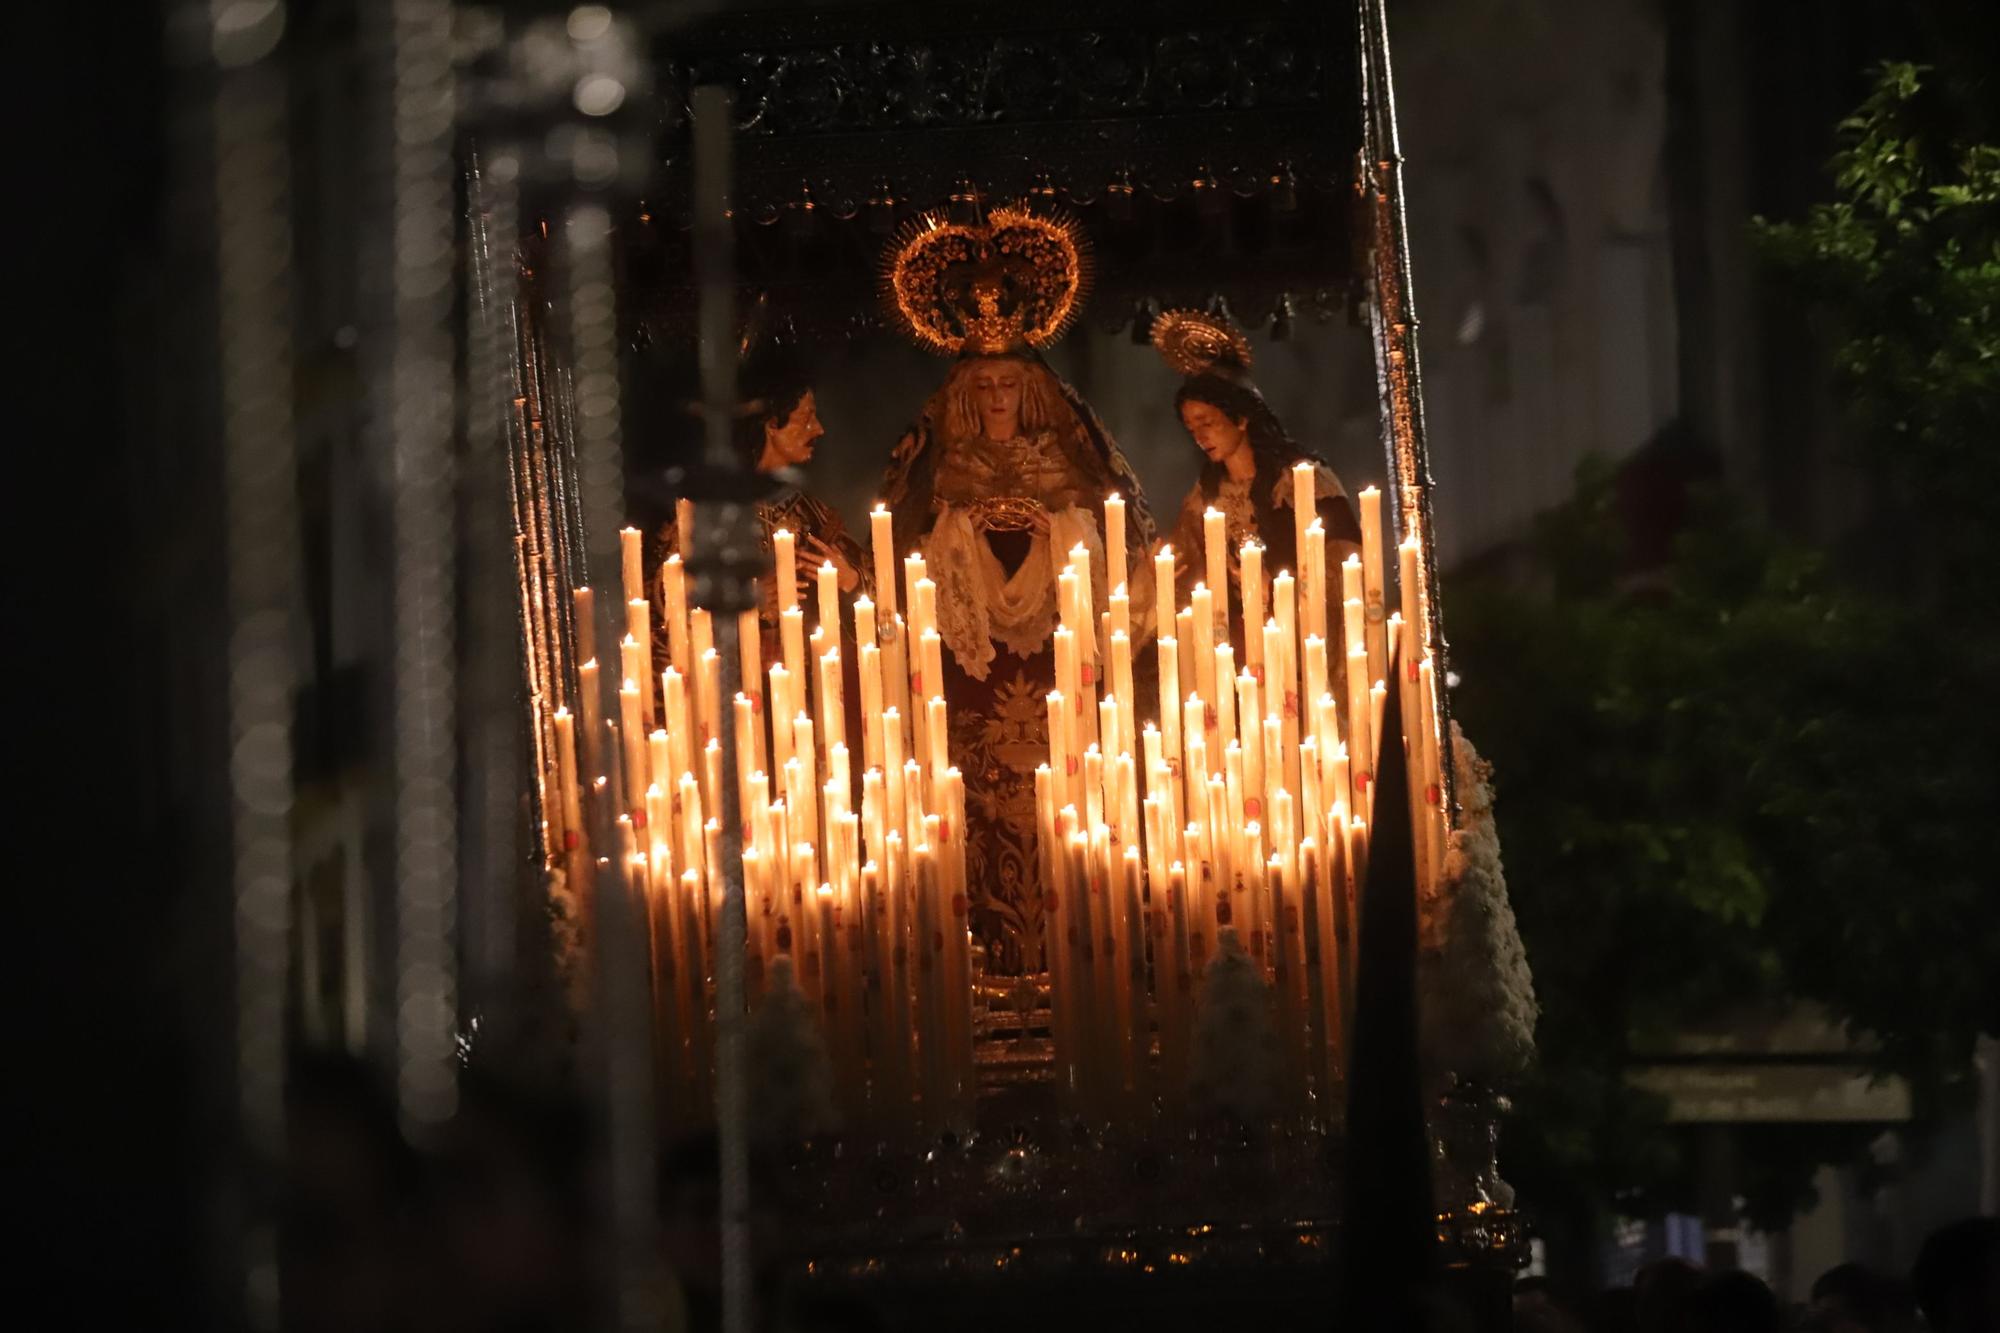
[623,0,1364,345]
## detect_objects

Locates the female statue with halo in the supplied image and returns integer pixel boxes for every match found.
[1152,308,1363,592]
[876,202,1156,975]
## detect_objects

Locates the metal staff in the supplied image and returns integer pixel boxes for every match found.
[682,85,763,1333]
[1358,0,1457,823]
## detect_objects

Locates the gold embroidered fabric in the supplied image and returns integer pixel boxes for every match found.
[930,428,1096,513]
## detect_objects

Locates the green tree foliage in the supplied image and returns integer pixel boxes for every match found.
[1448,64,1998,1236]
[1755,61,2000,587]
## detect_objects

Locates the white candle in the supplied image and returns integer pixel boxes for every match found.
[903,552,927,627]
[1342,556,1365,661]
[620,526,645,609]
[780,605,806,699]
[1399,536,1424,663]
[619,633,647,727]
[816,560,841,641]
[1110,629,1135,773]
[1105,493,1127,595]
[1291,462,1316,578]
[1302,519,1327,645]
[1236,670,1263,819]
[1359,486,1389,692]
[1046,690,1071,809]
[1240,541,1265,673]
[663,554,691,676]
[927,695,950,790]
[1347,643,1374,821]
[858,642,885,771]
[662,666,691,790]
[884,710,907,844]
[578,658,604,782]
[1191,583,1216,742]
[738,609,765,776]
[1303,636,1329,749]
[1155,544,1177,636]
[817,648,847,772]
[1417,657,1445,883]
[768,664,794,777]
[734,696,761,819]
[1213,642,1238,756]
[618,679,647,815]
[648,728,673,799]
[773,528,798,615]
[1203,507,1230,640]
[552,707,582,852]
[627,597,656,725]
[870,506,897,619]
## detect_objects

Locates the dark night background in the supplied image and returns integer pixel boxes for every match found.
[16,1,2000,1327]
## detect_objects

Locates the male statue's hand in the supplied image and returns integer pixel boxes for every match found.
[800,533,861,593]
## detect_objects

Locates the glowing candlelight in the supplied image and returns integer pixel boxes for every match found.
[627,598,656,724]
[1236,669,1263,818]
[1341,556,1365,668]
[812,561,838,641]
[1302,519,1327,645]
[619,633,647,729]
[1358,487,1388,689]
[1105,493,1127,594]
[614,679,643,811]
[1110,630,1136,770]
[648,728,673,799]
[1241,540,1265,672]
[620,526,645,609]
[1291,461,1315,576]
[738,609,765,771]
[780,605,806,698]
[1191,584,1216,741]
[663,555,691,676]
[1346,643,1374,820]
[1398,535,1423,662]
[1154,544,1177,634]
[1213,642,1238,759]
[1303,637,1330,751]
[663,666,691,789]
[1417,657,1445,883]
[1046,690,1071,809]
[858,642,885,771]
[551,707,582,851]
[773,528,797,615]
[870,505,897,619]
[578,658,605,780]
[1203,507,1230,636]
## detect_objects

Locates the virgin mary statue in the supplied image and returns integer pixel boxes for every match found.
[877,203,1155,973]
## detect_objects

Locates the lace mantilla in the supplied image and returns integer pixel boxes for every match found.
[926,506,1103,680]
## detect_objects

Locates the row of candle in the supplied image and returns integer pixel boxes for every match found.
[538,508,981,1132]
[1037,465,1449,1117]
[534,461,1451,1129]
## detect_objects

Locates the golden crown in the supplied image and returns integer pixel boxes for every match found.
[881,203,1092,357]
[1150,308,1254,379]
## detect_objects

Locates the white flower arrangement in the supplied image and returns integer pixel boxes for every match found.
[1418,723,1539,1085]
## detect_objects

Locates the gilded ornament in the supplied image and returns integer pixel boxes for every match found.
[1148,307,1255,378]
[880,203,1093,357]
